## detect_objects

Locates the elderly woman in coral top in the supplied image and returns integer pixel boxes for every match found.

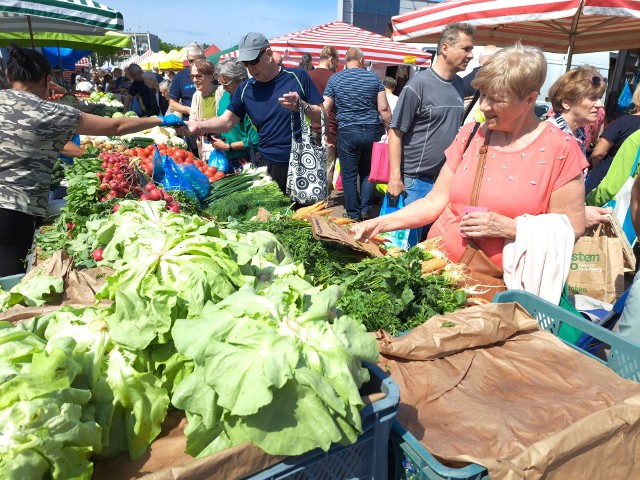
[352,42,587,269]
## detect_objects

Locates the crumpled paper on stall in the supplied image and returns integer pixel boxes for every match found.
[0,250,112,323]
[92,411,284,480]
[379,302,640,480]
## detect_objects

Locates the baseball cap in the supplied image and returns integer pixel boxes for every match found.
[237,32,270,62]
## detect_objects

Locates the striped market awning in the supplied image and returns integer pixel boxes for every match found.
[75,56,90,67]
[221,21,432,67]
[121,48,154,68]
[0,0,124,35]
[392,0,640,58]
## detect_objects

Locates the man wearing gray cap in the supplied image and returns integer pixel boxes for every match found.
[188,32,324,193]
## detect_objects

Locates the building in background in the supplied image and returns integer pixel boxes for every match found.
[124,32,160,56]
[339,0,444,36]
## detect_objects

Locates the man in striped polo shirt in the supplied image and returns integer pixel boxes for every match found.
[324,47,391,221]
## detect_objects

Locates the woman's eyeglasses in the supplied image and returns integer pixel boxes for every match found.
[586,76,607,87]
[219,78,234,87]
[242,49,267,67]
[189,74,207,80]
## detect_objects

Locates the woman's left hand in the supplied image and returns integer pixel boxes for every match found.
[459,211,517,240]
[210,137,229,151]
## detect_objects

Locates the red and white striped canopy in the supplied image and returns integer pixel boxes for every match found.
[75,56,90,67]
[392,0,640,56]
[122,49,154,68]
[222,21,431,67]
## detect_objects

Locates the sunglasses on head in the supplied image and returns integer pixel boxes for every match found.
[586,75,607,87]
[242,49,267,67]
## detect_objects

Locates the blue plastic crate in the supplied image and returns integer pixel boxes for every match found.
[0,274,24,291]
[247,362,400,480]
[389,290,640,480]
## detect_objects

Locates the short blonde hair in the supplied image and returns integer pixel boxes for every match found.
[320,46,338,61]
[547,65,607,113]
[472,42,546,101]
[191,59,215,76]
[634,84,640,109]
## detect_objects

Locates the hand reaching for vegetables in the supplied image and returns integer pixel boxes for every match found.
[350,217,383,242]
[459,211,516,240]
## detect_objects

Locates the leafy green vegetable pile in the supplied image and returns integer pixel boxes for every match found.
[234,218,362,282]
[205,181,293,222]
[0,272,63,312]
[332,248,467,335]
[1,200,379,479]
[0,323,102,480]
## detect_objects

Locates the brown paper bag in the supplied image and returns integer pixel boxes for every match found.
[566,225,624,303]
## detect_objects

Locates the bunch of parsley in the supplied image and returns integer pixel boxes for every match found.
[331,248,466,335]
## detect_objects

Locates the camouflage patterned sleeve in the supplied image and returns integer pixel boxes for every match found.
[0,90,81,217]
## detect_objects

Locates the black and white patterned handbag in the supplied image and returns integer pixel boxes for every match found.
[286,103,328,205]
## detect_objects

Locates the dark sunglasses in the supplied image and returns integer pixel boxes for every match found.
[586,75,607,87]
[187,58,197,64]
[242,49,267,67]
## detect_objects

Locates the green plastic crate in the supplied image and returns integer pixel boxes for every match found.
[389,289,640,480]
[0,274,24,291]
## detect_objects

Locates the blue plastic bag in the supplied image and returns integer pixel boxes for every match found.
[151,146,209,203]
[152,146,166,183]
[378,194,419,250]
[618,80,633,112]
[179,163,210,202]
[208,149,229,174]
[161,155,197,199]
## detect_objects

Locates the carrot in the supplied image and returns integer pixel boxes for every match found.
[313,208,334,216]
[369,235,389,245]
[330,217,353,226]
[421,258,447,274]
[292,200,328,219]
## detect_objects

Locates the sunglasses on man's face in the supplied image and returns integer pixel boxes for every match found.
[242,49,267,67]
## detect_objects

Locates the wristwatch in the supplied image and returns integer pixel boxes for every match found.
[228,142,233,151]
[303,102,312,115]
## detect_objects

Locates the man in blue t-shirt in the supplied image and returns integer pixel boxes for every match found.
[169,43,204,119]
[187,32,324,193]
[324,47,390,220]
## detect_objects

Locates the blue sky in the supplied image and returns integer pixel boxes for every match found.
[105,0,339,50]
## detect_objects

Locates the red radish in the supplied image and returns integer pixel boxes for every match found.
[91,249,104,261]
[148,189,162,201]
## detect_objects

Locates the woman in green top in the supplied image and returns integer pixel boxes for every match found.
[210,59,259,172]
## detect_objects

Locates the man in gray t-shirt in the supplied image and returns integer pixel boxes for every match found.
[388,23,476,225]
